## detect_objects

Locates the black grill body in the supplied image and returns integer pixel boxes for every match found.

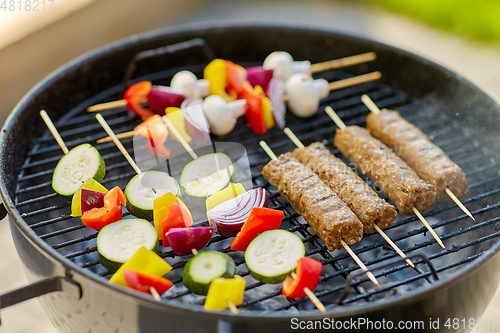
[2,23,500,333]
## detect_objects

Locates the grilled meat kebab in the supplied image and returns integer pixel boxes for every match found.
[334,126,436,215]
[366,109,468,201]
[262,153,363,250]
[292,142,397,233]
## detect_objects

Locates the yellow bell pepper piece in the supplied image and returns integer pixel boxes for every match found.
[109,246,172,287]
[153,192,192,240]
[204,275,246,311]
[204,59,236,102]
[254,85,275,130]
[206,183,246,212]
[165,107,192,143]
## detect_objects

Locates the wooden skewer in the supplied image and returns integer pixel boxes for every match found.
[373,225,415,268]
[259,140,380,287]
[161,116,198,160]
[40,110,69,154]
[191,249,198,256]
[149,286,161,301]
[284,127,414,268]
[310,52,377,73]
[328,71,381,92]
[290,272,326,313]
[97,130,135,143]
[226,300,240,314]
[326,106,446,249]
[413,207,445,249]
[340,239,380,287]
[445,188,475,221]
[361,94,475,221]
[95,114,142,174]
[88,99,127,113]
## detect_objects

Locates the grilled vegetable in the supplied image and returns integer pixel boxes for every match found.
[204,59,236,102]
[109,246,171,287]
[153,192,192,242]
[230,207,283,251]
[97,219,158,273]
[81,187,126,231]
[204,275,246,312]
[207,187,267,237]
[246,66,273,92]
[180,153,234,198]
[170,70,210,99]
[80,189,105,213]
[165,227,213,256]
[123,269,174,295]
[182,251,236,295]
[245,229,305,284]
[281,257,322,298]
[125,171,180,221]
[71,178,108,217]
[160,201,193,246]
[52,143,105,197]
[205,183,246,212]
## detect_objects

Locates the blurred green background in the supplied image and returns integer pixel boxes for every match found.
[364,0,500,42]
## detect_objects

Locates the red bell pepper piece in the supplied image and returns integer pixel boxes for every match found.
[123,269,174,295]
[124,81,155,119]
[134,115,171,158]
[281,257,322,299]
[81,187,126,231]
[242,82,267,135]
[230,207,283,251]
[226,60,247,98]
[161,201,193,246]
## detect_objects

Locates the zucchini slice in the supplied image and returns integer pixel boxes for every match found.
[97,219,158,273]
[182,251,235,295]
[245,230,305,284]
[52,144,105,197]
[180,153,235,198]
[125,171,180,221]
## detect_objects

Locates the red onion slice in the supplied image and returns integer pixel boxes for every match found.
[267,78,286,129]
[166,227,213,256]
[247,66,274,91]
[81,189,105,213]
[207,188,268,237]
[147,86,185,114]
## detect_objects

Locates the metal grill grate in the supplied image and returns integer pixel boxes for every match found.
[14,63,500,313]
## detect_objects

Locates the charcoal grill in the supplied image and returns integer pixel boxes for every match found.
[1,23,500,333]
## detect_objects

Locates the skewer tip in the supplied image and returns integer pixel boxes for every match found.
[445,188,475,221]
[412,207,445,249]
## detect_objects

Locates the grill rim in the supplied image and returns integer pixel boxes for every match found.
[2,21,500,320]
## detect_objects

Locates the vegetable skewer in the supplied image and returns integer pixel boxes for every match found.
[260,141,380,286]
[361,94,474,221]
[87,51,377,113]
[283,128,415,268]
[95,71,382,142]
[325,106,445,249]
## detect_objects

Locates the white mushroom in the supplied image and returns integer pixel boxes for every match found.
[263,51,311,82]
[285,73,329,118]
[202,95,247,136]
[171,70,210,99]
